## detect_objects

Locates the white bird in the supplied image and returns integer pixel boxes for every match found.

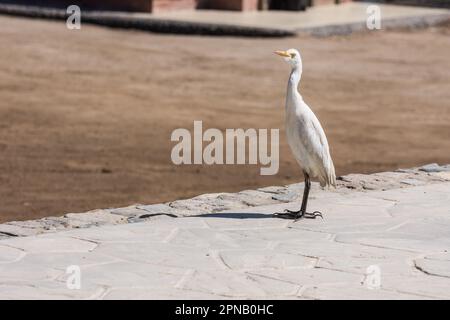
[274,48,336,220]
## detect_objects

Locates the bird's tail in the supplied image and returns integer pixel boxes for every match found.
[320,158,336,188]
[328,159,336,188]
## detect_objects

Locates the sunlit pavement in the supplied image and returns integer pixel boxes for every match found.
[0,2,449,36]
[151,2,450,32]
[1,176,450,299]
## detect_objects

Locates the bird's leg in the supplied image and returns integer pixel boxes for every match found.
[296,176,323,220]
[274,173,323,220]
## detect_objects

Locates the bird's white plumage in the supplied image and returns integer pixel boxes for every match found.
[279,49,336,188]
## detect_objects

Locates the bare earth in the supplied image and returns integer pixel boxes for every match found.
[0,15,449,222]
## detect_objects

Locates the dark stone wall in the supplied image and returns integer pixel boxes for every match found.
[0,0,255,12]
[0,0,198,12]
[0,0,152,11]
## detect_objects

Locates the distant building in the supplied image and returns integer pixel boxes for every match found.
[0,0,353,12]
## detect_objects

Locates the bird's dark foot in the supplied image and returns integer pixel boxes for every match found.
[273,209,323,221]
[273,209,301,219]
[301,211,323,220]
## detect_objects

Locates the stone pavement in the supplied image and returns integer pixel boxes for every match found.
[0,2,448,36]
[152,2,450,35]
[1,164,450,238]
[1,165,450,299]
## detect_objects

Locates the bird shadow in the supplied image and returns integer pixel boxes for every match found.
[191,212,277,219]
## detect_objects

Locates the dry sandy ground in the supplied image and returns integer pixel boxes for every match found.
[0,15,449,222]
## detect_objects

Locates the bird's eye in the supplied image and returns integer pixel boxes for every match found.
[290,53,296,58]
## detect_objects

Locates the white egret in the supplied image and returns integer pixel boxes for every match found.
[274,48,336,220]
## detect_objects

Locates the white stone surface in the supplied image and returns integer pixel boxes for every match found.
[151,2,450,32]
[1,181,449,299]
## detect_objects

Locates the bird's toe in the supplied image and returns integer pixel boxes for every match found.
[303,211,324,219]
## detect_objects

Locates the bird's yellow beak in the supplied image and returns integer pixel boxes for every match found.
[274,50,291,58]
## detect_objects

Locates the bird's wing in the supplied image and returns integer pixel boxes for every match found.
[304,111,336,188]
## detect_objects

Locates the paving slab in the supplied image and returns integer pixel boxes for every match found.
[0,179,449,299]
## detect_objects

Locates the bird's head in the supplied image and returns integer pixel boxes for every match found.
[274,48,302,70]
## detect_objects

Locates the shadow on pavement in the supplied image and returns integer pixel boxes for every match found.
[192,212,274,219]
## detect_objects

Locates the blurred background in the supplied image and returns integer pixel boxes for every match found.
[0,0,449,222]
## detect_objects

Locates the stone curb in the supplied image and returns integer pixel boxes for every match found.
[0,3,449,37]
[1,163,449,240]
[300,13,450,36]
[0,4,294,37]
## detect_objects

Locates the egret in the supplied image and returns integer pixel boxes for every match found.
[274,49,336,220]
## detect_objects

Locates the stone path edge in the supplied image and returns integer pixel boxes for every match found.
[300,13,450,36]
[1,163,449,240]
[1,3,449,37]
[0,4,294,37]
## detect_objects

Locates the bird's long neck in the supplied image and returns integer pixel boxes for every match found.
[286,67,302,107]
